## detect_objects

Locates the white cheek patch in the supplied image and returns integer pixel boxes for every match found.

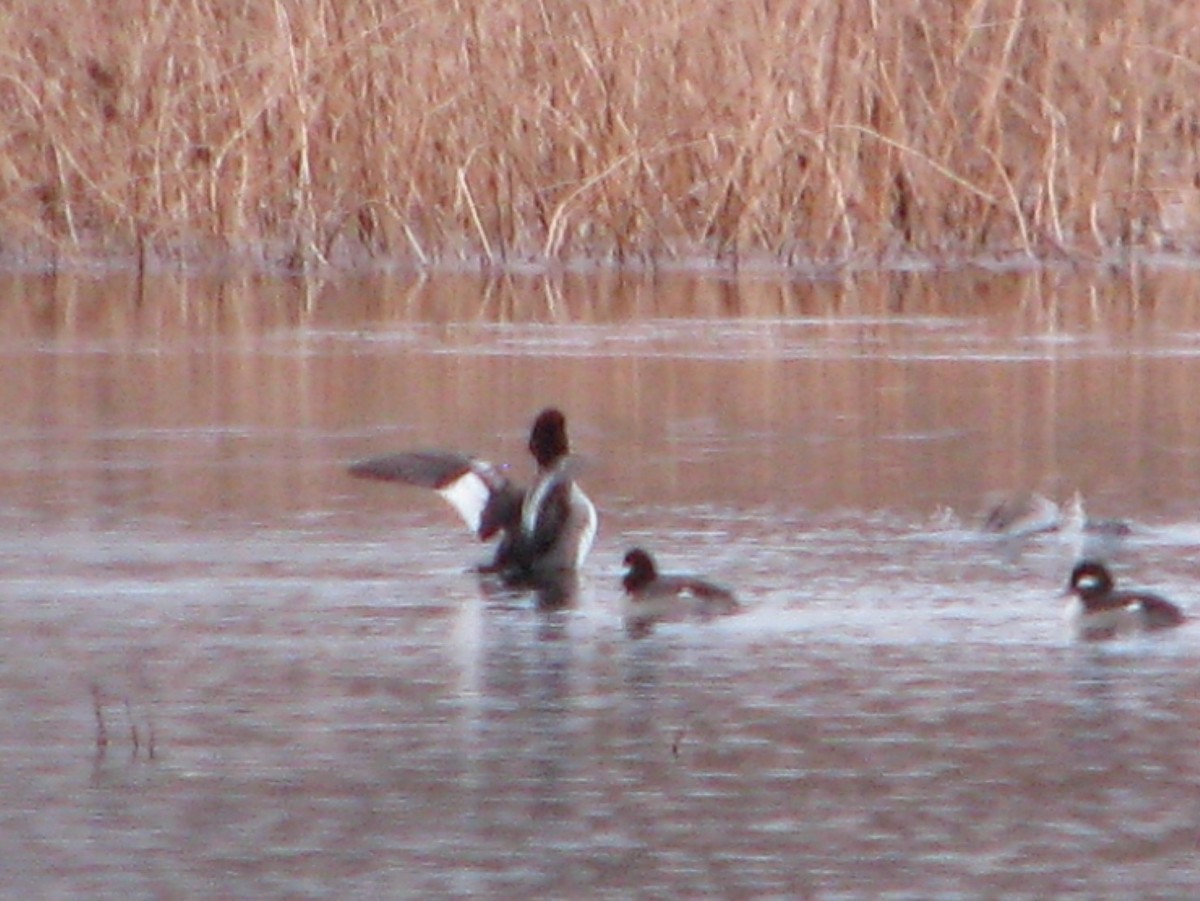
[437,471,491,535]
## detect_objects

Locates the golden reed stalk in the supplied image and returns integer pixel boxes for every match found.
[1,0,1197,268]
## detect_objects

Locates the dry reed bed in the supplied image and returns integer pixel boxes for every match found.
[1,0,1198,268]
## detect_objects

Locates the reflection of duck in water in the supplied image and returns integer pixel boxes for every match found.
[476,566,581,611]
[1063,560,1186,640]
[621,548,740,633]
[350,408,597,586]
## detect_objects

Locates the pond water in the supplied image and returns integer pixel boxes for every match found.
[3,265,1200,897]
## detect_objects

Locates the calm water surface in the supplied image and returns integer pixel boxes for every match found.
[4,268,1200,897]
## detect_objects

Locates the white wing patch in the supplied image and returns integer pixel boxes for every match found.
[437,470,491,534]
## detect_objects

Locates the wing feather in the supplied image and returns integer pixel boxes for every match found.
[350,451,519,539]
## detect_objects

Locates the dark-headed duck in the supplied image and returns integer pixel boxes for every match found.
[621,548,740,626]
[1063,560,1185,640]
[350,408,597,583]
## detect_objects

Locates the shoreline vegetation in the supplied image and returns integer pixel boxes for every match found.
[2,1,1199,272]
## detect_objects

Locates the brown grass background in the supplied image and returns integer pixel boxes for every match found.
[2,0,1199,268]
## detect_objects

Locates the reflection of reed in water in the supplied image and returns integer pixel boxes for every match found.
[7,269,1200,524]
[90,680,156,761]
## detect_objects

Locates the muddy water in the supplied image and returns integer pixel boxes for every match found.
[4,267,1200,897]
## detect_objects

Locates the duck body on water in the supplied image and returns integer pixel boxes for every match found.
[353,418,1193,641]
[350,408,597,585]
[979,491,1132,541]
[621,548,740,628]
[1063,560,1186,641]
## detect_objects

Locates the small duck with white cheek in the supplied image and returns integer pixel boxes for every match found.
[621,548,740,633]
[1063,560,1186,640]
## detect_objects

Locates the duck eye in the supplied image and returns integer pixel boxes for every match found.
[1076,574,1100,590]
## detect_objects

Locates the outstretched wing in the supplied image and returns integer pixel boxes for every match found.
[349,451,522,541]
[349,450,477,488]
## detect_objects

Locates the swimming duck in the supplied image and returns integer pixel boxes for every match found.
[980,491,1132,541]
[979,491,1062,537]
[621,548,740,626]
[349,408,597,583]
[1063,560,1186,640]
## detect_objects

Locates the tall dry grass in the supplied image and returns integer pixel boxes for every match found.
[1,0,1198,269]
